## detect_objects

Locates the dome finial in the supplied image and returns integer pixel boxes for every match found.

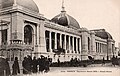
[13,0,17,6]
[61,0,66,12]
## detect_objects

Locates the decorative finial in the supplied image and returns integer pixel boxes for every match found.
[13,0,17,6]
[61,0,66,12]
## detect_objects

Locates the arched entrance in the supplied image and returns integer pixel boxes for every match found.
[24,25,34,45]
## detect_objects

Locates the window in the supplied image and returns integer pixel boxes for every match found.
[24,25,33,45]
[51,32,55,50]
[1,29,7,45]
[74,37,76,53]
[45,31,50,52]
[88,37,90,51]
[96,42,97,52]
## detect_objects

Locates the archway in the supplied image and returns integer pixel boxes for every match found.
[24,25,34,45]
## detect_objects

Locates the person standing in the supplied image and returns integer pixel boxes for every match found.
[32,56,38,73]
[112,56,116,67]
[22,57,28,74]
[44,57,50,73]
[102,57,105,66]
[12,57,20,75]
[57,58,60,67]
[0,56,11,76]
[27,55,32,73]
[37,57,42,72]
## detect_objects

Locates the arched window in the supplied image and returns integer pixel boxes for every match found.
[24,25,33,45]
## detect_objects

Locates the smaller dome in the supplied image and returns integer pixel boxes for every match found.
[93,29,113,39]
[51,12,80,29]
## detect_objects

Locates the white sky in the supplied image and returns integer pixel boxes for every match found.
[33,0,120,47]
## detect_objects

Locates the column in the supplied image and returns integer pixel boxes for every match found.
[100,43,101,53]
[79,38,81,54]
[39,25,40,44]
[35,26,37,45]
[55,33,57,49]
[68,36,71,53]
[101,44,103,53]
[98,43,100,53]
[36,24,39,45]
[97,43,99,53]
[0,31,1,45]
[49,31,52,52]
[7,25,11,45]
[99,43,101,53]
[64,35,66,51]
[76,38,78,54]
[72,37,74,53]
[33,27,36,46]
[112,44,115,55]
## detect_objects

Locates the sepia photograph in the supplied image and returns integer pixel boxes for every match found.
[0,0,120,76]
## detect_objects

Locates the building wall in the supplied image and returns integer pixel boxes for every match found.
[44,21,82,62]
[0,4,116,62]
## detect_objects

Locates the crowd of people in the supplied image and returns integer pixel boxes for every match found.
[0,55,120,76]
[55,56,120,67]
[0,55,52,76]
[52,58,82,67]
[111,56,119,66]
[12,55,52,75]
[22,55,52,75]
[70,58,81,67]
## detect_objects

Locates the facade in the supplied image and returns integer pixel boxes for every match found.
[0,0,115,63]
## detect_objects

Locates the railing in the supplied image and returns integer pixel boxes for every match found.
[0,43,34,50]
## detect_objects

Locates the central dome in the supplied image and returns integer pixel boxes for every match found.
[0,0,39,12]
[51,11,80,29]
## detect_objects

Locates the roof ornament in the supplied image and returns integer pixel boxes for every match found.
[61,0,66,12]
[13,0,17,6]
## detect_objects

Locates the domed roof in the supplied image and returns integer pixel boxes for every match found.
[0,0,39,12]
[51,12,80,29]
[93,29,113,39]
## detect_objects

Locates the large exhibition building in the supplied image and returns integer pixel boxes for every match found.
[0,0,115,62]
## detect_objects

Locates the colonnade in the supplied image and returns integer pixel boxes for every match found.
[45,30,81,54]
[96,42,107,53]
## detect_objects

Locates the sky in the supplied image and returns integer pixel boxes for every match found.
[33,0,120,47]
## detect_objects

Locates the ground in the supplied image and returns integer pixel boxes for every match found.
[22,64,120,76]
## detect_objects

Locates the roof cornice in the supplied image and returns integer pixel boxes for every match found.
[0,5,45,20]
